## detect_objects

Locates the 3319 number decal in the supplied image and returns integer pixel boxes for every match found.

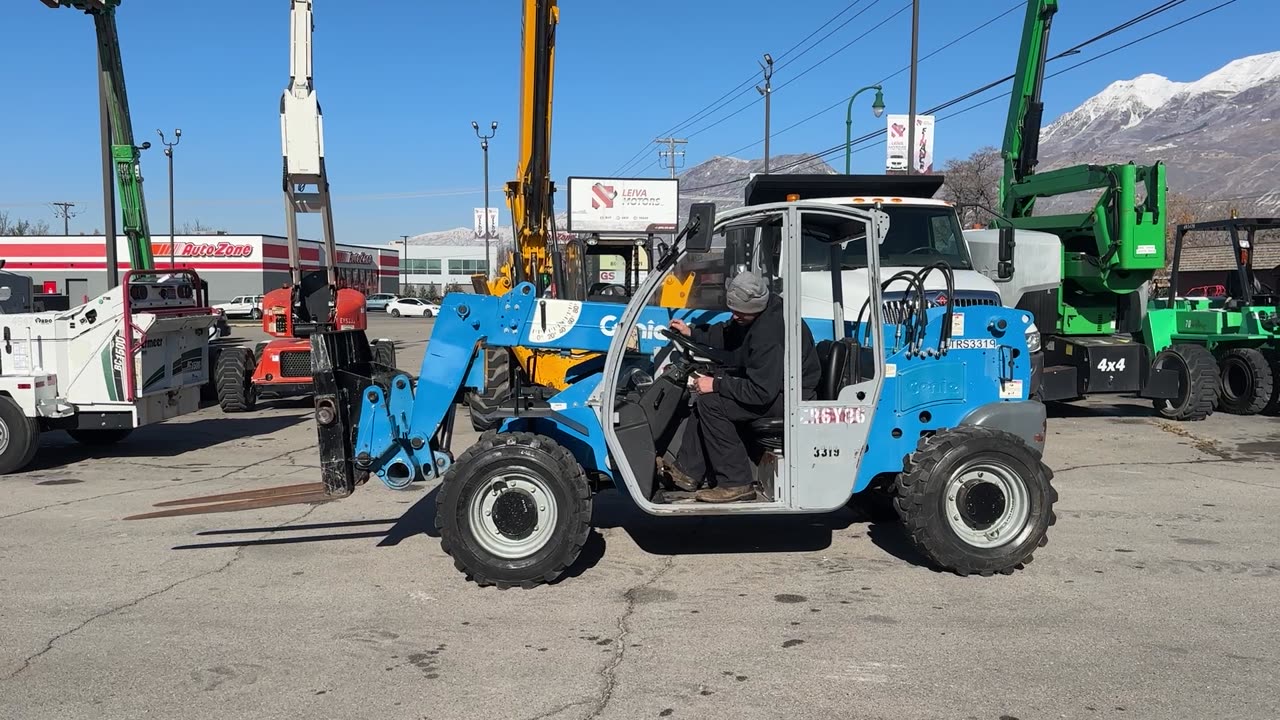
[813,446,841,458]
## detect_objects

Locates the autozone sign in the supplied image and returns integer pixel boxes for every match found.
[151,241,254,258]
[335,250,375,265]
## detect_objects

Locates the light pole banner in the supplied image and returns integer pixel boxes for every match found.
[885,114,936,173]
[473,208,500,237]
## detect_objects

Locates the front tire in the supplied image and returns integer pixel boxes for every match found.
[1151,343,1219,421]
[436,431,592,589]
[423,309,434,318]
[0,396,40,475]
[216,346,258,412]
[1218,347,1272,415]
[468,347,511,432]
[895,426,1057,577]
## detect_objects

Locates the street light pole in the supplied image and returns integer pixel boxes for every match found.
[472,120,498,279]
[400,234,409,293]
[157,128,181,268]
[756,53,774,173]
[906,0,920,175]
[844,86,886,174]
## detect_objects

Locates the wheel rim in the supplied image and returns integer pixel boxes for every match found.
[943,459,1031,549]
[0,419,10,456]
[1222,357,1252,402]
[467,471,558,559]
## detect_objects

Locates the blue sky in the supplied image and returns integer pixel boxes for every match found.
[0,0,1273,246]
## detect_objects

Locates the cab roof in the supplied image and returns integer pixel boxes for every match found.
[744,173,947,205]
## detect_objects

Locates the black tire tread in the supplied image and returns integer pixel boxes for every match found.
[371,340,396,370]
[216,347,257,413]
[0,396,40,475]
[1153,343,1219,421]
[1218,347,1273,416]
[1263,350,1280,416]
[435,431,592,589]
[468,348,512,432]
[893,425,1058,577]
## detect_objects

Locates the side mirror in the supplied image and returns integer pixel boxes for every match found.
[997,226,1016,280]
[685,202,716,254]
[0,287,11,302]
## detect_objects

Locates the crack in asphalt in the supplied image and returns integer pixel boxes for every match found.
[586,555,677,720]
[1,504,320,682]
[1054,457,1242,474]
[521,698,594,720]
[0,446,309,522]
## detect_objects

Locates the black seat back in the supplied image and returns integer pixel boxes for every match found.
[816,337,859,401]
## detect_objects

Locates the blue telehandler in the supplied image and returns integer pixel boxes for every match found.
[130,199,1057,588]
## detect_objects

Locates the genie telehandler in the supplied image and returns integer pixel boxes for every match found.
[131,199,1059,589]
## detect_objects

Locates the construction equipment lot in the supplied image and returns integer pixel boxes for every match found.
[1,315,1276,720]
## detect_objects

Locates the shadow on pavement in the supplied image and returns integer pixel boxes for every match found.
[166,483,934,575]
[26,414,310,472]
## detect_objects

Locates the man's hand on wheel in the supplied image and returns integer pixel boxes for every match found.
[669,319,692,337]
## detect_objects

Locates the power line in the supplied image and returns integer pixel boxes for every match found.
[682,1,910,143]
[50,201,81,235]
[655,137,688,178]
[685,0,1222,193]
[712,1,1024,161]
[611,1,877,175]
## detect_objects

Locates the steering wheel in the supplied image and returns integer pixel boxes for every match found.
[904,246,936,255]
[658,327,727,365]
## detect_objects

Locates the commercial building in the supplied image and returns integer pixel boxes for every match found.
[0,234,399,305]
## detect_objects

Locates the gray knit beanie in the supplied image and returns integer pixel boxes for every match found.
[725,271,770,314]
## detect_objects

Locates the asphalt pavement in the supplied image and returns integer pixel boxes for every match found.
[1,313,1276,720]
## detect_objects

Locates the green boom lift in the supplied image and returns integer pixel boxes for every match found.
[974,0,1280,420]
[42,0,156,281]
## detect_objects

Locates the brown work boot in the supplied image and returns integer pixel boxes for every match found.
[694,484,756,503]
[657,457,702,492]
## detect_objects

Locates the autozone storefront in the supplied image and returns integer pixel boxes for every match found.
[0,234,400,305]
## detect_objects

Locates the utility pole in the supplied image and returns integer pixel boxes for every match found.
[400,234,409,293]
[655,137,687,179]
[472,120,498,279]
[906,0,920,175]
[157,128,181,267]
[51,202,80,235]
[757,53,774,173]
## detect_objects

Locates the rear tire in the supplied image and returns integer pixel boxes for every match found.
[201,346,223,402]
[1217,347,1272,416]
[0,396,40,475]
[216,346,258,413]
[894,426,1057,577]
[468,348,511,432]
[391,309,401,318]
[371,339,396,370]
[1151,343,1219,421]
[67,428,133,446]
[251,308,263,320]
[436,431,592,589]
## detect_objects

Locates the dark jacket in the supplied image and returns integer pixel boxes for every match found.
[691,295,821,407]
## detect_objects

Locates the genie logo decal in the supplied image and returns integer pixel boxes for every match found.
[599,314,668,340]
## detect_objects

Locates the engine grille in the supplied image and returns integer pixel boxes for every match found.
[279,350,311,378]
[881,290,1002,324]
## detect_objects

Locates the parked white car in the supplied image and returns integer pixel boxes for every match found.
[385,297,440,318]
[213,294,264,319]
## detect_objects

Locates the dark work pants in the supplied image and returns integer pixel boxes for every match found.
[675,391,783,490]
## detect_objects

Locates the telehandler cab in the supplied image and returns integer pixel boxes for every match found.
[130,201,1057,589]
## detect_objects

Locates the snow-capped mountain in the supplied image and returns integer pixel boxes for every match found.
[1040,51,1280,210]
